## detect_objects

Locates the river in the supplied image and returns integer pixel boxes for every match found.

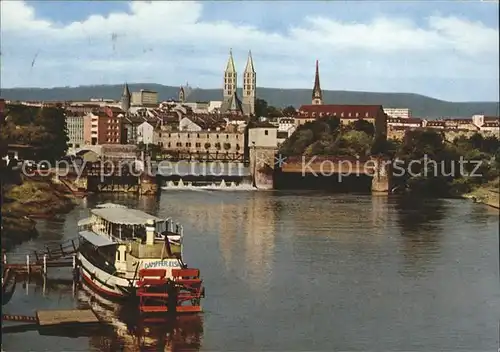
[2,190,499,351]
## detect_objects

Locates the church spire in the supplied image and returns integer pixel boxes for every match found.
[223,49,237,100]
[242,50,256,116]
[244,50,255,73]
[312,60,323,105]
[225,48,236,73]
[121,82,131,111]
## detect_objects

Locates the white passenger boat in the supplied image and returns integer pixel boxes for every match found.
[77,203,187,299]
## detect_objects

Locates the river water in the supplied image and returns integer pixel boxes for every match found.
[2,190,499,351]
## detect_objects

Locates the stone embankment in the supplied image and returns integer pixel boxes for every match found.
[2,177,77,250]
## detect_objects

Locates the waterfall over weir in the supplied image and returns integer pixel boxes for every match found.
[162,178,256,191]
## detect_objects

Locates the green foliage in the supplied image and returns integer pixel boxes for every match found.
[279,117,372,157]
[279,119,499,196]
[0,104,69,161]
[255,98,268,117]
[282,106,297,117]
[254,98,284,118]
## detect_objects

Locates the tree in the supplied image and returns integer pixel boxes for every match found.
[2,104,69,161]
[267,106,283,118]
[254,98,268,118]
[351,119,375,136]
[282,106,297,117]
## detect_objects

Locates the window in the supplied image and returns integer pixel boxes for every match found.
[264,130,268,135]
[355,112,359,117]
[365,112,369,117]
[341,112,344,117]
[216,134,219,139]
[197,133,200,138]
[168,142,171,148]
[187,134,190,138]
[226,134,229,139]
[348,113,351,117]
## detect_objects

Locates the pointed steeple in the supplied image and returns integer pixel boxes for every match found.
[312,60,323,105]
[223,48,237,100]
[225,49,236,73]
[121,82,131,111]
[244,50,255,73]
[122,82,131,98]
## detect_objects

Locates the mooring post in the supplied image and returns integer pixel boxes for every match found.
[43,254,47,277]
[26,255,30,275]
[42,275,46,296]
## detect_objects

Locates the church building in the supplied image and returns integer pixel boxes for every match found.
[220,49,256,116]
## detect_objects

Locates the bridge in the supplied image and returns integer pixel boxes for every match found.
[247,148,392,192]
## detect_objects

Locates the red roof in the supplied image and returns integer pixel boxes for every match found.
[298,104,384,119]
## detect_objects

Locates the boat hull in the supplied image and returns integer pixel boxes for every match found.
[78,253,135,300]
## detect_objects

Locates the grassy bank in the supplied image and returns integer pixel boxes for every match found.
[1,177,77,250]
[464,178,500,210]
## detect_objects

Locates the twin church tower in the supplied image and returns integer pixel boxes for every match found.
[220,49,256,116]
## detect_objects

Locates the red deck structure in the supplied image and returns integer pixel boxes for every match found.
[137,268,204,314]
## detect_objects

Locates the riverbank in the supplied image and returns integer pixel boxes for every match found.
[463,179,500,210]
[1,177,78,250]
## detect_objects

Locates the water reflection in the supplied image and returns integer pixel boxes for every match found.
[242,194,275,291]
[78,286,204,351]
[395,196,447,277]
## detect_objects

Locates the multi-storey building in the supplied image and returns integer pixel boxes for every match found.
[131,89,158,106]
[66,113,85,152]
[383,108,411,119]
[297,104,388,138]
[83,107,124,145]
[159,130,244,154]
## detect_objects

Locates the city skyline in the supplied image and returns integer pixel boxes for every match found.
[0,1,498,102]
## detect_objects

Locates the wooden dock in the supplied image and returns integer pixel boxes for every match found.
[3,309,99,327]
[2,309,104,336]
[36,309,99,327]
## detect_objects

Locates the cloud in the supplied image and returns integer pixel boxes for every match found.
[0,0,498,101]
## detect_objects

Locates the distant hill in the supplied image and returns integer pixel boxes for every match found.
[1,84,498,118]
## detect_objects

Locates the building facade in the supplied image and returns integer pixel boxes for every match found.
[83,107,123,145]
[131,90,158,106]
[297,104,388,138]
[383,108,411,119]
[137,121,155,145]
[66,114,85,152]
[159,130,244,154]
[248,125,279,149]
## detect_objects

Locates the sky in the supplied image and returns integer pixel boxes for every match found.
[0,0,499,102]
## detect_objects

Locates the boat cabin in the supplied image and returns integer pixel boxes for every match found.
[77,204,183,276]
